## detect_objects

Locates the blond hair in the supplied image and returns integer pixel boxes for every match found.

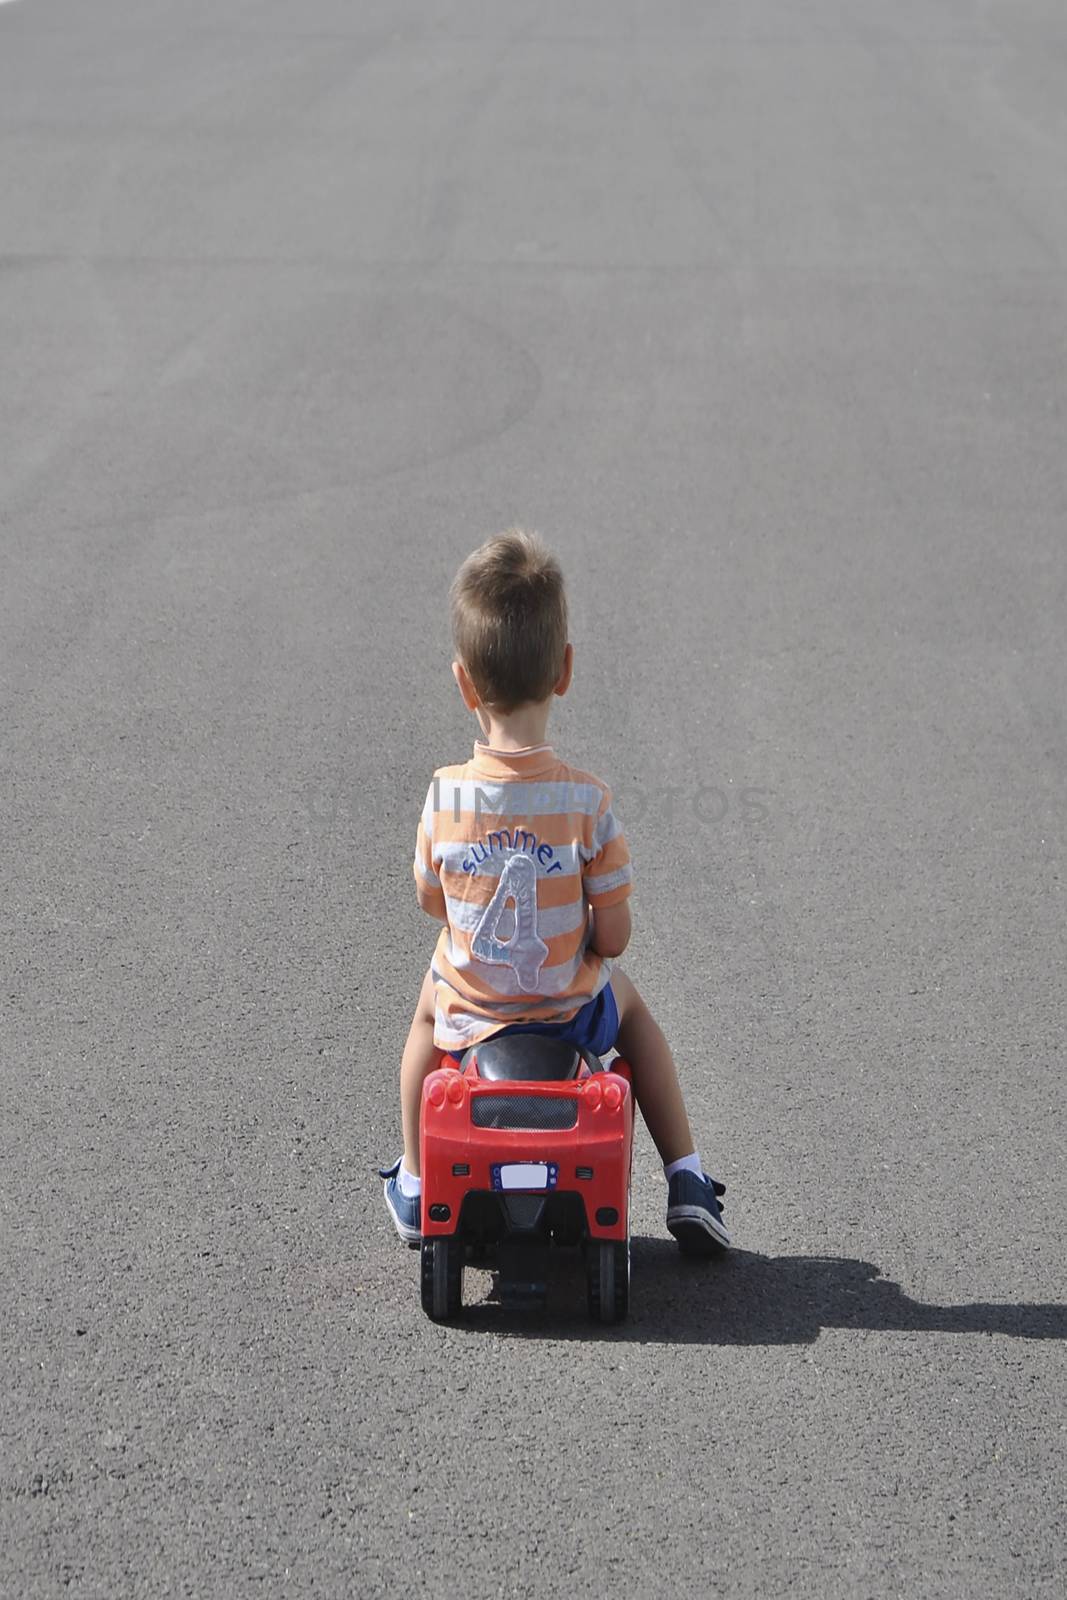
[450,530,568,711]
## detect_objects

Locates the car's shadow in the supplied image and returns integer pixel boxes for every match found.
[453,1238,1067,1344]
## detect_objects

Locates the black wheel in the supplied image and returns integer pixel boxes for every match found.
[420,1236,463,1322]
[586,1237,630,1324]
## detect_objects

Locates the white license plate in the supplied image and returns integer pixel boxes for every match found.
[498,1162,550,1191]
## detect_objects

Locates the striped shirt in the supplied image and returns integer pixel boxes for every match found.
[414,743,633,1049]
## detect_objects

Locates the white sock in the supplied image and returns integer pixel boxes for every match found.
[397,1163,422,1199]
[664,1152,703,1181]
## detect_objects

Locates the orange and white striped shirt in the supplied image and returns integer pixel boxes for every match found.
[414,743,633,1049]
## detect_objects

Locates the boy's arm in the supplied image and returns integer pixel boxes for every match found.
[589,900,631,958]
[583,785,633,956]
[417,884,449,922]
[414,782,448,922]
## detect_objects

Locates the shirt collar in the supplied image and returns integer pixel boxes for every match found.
[470,742,558,779]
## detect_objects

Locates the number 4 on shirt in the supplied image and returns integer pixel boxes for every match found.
[471,853,550,992]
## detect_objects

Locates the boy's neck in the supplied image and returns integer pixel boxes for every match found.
[476,700,553,752]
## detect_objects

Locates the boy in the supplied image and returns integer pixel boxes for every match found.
[381,531,730,1254]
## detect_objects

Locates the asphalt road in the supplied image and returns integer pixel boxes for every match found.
[2,0,1065,1595]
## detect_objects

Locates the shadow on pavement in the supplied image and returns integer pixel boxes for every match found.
[454,1239,1067,1344]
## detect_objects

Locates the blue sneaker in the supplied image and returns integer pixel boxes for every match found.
[666,1169,731,1254]
[379,1158,421,1245]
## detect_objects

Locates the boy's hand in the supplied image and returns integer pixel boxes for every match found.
[589,901,631,959]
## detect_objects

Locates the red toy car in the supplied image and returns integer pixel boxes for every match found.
[418,1031,634,1323]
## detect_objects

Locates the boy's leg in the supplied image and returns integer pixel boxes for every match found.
[610,967,695,1166]
[611,966,730,1251]
[399,967,440,1177]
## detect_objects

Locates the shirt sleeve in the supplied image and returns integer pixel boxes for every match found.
[413,781,447,917]
[582,788,633,908]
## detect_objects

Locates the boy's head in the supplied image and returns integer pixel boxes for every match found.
[450,530,570,713]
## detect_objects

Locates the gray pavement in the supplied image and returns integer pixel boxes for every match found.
[2,0,1065,1594]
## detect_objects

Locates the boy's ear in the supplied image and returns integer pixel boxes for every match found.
[554,642,574,697]
[452,658,481,712]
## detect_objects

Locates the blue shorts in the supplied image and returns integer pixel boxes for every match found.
[490,983,619,1060]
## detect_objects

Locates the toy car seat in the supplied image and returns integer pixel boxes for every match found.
[458,1034,602,1081]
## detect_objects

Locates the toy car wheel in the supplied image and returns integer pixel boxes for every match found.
[420,1236,463,1321]
[586,1237,629,1324]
